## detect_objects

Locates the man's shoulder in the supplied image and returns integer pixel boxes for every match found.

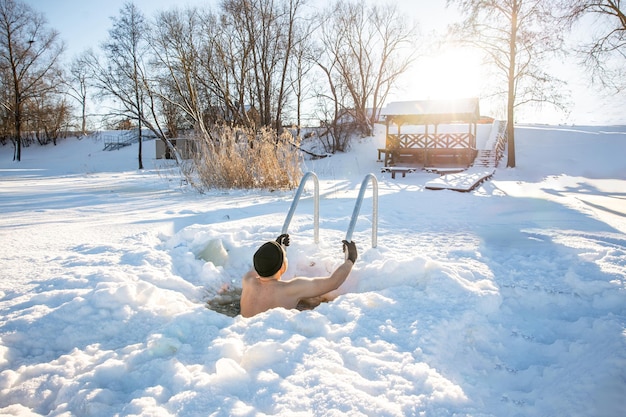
[243,270,259,281]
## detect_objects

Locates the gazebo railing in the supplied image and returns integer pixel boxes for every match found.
[386,132,475,149]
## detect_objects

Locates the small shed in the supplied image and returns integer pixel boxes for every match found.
[156,138,197,160]
[379,98,480,168]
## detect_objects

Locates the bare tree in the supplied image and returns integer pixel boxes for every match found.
[289,19,316,137]
[365,4,418,131]
[0,67,11,142]
[272,0,304,131]
[314,61,351,153]
[221,0,306,130]
[151,4,258,135]
[148,6,217,163]
[151,7,210,137]
[314,0,417,150]
[89,1,150,169]
[447,0,567,168]
[332,1,416,136]
[28,91,71,145]
[65,52,91,135]
[205,5,255,128]
[314,11,351,153]
[559,0,626,92]
[0,0,64,161]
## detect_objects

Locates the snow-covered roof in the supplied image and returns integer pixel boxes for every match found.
[381,98,480,124]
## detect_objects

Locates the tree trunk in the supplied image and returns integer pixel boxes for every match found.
[137,91,144,169]
[81,98,87,135]
[506,5,518,168]
[13,92,21,162]
[138,124,143,170]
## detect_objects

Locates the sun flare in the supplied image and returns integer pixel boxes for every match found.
[405,47,484,100]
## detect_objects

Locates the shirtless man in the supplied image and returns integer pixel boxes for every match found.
[240,234,357,318]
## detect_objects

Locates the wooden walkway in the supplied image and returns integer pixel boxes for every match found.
[425,168,495,192]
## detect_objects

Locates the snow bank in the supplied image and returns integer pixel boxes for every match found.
[1,125,625,416]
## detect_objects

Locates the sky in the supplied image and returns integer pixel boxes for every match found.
[25,0,216,58]
[27,0,451,60]
[23,0,626,125]
[24,2,444,93]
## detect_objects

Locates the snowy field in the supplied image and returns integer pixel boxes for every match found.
[1,124,625,416]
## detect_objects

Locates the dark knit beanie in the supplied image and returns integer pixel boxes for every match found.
[253,241,284,277]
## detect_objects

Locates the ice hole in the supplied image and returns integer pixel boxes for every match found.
[206,287,241,317]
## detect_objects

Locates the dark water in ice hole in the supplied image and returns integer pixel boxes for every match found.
[205,287,326,317]
[206,288,242,317]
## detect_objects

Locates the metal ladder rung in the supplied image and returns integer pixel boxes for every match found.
[281,172,378,248]
[345,173,378,248]
[281,172,319,243]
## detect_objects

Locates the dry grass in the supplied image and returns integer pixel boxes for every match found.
[182,126,302,191]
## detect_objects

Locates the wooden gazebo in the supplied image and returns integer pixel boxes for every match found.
[379,98,480,168]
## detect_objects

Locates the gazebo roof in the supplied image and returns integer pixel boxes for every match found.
[381,98,480,125]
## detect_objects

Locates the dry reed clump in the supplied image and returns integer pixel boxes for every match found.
[183,126,302,191]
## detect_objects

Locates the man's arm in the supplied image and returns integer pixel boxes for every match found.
[285,240,357,301]
[285,259,354,300]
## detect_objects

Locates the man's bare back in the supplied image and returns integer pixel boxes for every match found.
[240,235,357,318]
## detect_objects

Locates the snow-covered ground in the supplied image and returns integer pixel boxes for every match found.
[1,124,625,416]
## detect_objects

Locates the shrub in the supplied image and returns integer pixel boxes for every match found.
[183,126,302,191]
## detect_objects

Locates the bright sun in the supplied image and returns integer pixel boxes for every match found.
[403,47,484,100]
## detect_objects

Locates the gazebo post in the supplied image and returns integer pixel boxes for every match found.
[385,119,390,148]
[425,123,430,166]
[472,122,477,148]
[396,121,402,166]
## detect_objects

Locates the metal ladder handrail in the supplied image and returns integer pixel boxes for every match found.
[281,171,320,243]
[345,173,378,248]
